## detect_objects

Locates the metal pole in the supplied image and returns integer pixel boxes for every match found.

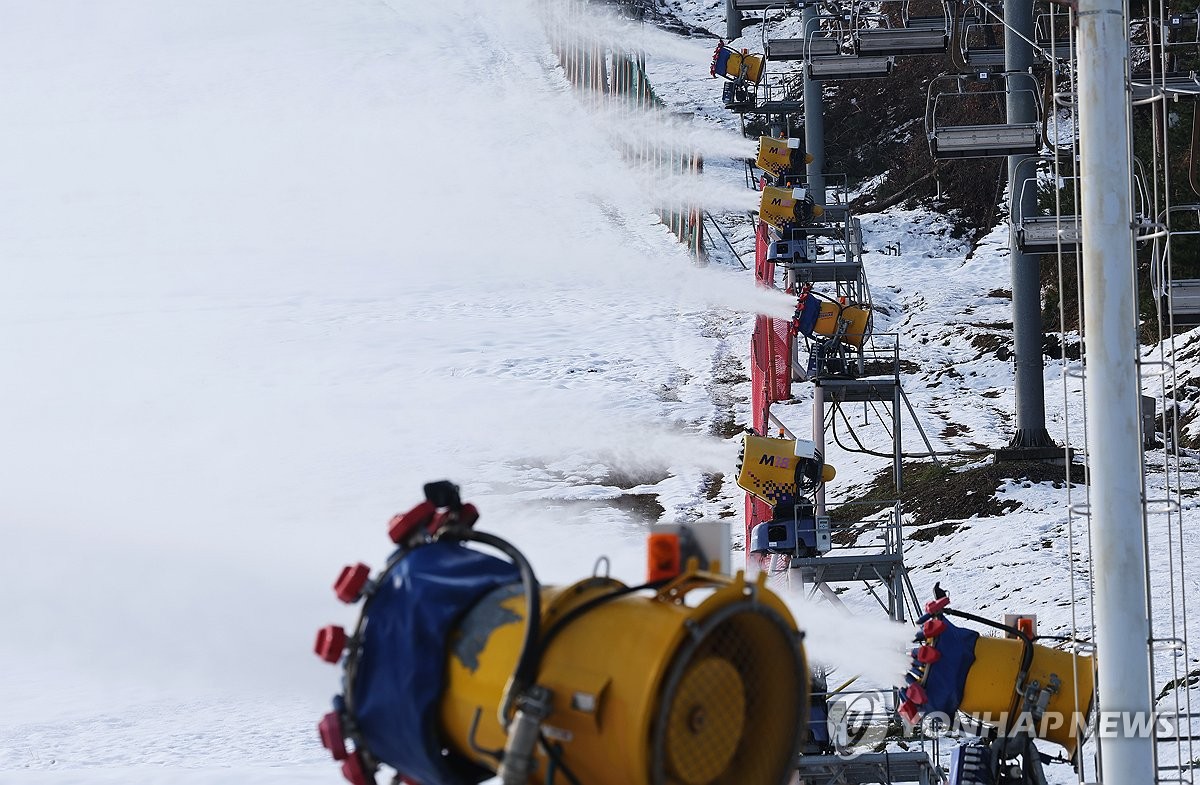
[726,0,743,40]
[801,4,825,208]
[813,383,825,517]
[1006,0,1052,449]
[1077,0,1156,775]
[893,383,903,494]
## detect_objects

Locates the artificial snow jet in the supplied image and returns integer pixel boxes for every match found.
[313,481,810,785]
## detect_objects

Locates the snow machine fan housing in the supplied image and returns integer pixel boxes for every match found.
[313,482,810,785]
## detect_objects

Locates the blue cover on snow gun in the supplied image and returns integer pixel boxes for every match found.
[352,540,521,785]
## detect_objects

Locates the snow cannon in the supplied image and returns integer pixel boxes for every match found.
[710,41,764,84]
[757,136,813,179]
[897,588,1095,761]
[314,481,810,785]
[759,186,824,231]
[736,435,836,558]
[794,294,871,350]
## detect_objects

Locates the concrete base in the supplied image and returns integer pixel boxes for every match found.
[993,445,1075,464]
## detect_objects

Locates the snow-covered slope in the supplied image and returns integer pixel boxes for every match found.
[0,1,765,781]
[7,1,1200,783]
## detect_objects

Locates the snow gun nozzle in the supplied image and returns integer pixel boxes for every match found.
[423,480,461,510]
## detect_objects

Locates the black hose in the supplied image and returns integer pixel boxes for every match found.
[541,734,583,785]
[448,528,542,725]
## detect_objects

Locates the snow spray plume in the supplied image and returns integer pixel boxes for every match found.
[592,104,759,160]
[639,171,759,214]
[540,0,715,64]
[770,583,913,687]
[679,267,798,320]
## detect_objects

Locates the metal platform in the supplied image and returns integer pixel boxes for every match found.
[808,55,894,80]
[821,203,851,224]
[930,122,1040,158]
[856,28,947,56]
[1016,214,1081,253]
[790,552,905,583]
[786,260,866,284]
[732,0,799,9]
[795,751,939,785]
[816,376,899,403]
[756,99,805,114]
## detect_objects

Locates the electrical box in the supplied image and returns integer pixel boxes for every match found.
[815,515,832,553]
[651,521,732,575]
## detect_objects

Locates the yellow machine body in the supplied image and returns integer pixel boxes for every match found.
[757,137,812,177]
[759,186,798,231]
[736,435,806,503]
[958,636,1095,756]
[440,570,807,785]
[813,301,870,348]
[759,186,823,231]
[718,50,764,83]
[736,434,836,505]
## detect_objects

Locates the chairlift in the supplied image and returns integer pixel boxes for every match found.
[952,15,1005,70]
[1011,158,1081,254]
[1151,204,1200,326]
[1034,12,1076,63]
[925,72,1042,158]
[1014,158,1153,255]
[767,36,840,61]
[852,0,949,56]
[732,0,799,9]
[1129,74,1200,102]
[807,54,895,80]
[855,27,948,55]
[752,78,804,116]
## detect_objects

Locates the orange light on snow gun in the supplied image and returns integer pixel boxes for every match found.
[646,532,681,582]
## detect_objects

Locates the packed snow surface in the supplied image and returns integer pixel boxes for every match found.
[7,1,1200,784]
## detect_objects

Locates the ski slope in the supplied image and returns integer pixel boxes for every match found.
[0,1,771,781]
[8,1,1198,784]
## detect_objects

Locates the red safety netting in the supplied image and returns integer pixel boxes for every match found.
[769,317,792,403]
[754,219,772,286]
[751,315,771,435]
[745,218,796,567]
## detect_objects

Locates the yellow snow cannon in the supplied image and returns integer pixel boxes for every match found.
[736,433,835,506]
[710,41,765,84]
[314,481,809,785]
[759,186,824,231]
[757,136,814,178]
[898,590,1096,760]
[736,435,837,558]
[812,299,871,349]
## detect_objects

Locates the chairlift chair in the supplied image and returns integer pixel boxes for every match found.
[926,72,1042,158]
[1011,158,1082,254]
[1151,204,1200,326]
[955,18,1006,69]
[807,54,895,80]
[855,27,948,56]
[732,0,799,9]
